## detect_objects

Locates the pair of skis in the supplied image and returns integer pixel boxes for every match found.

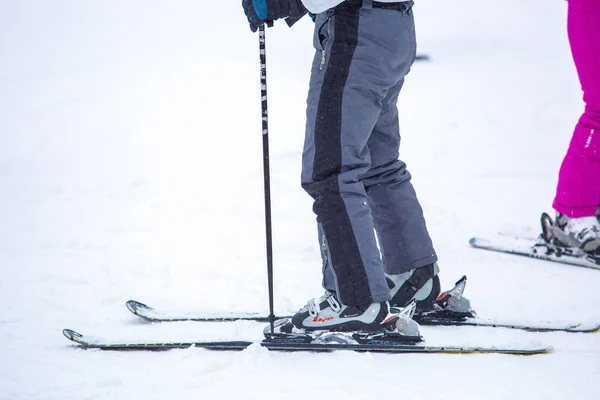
[62,286,598,356]
[63,293,598,354]
[63,213,600,355]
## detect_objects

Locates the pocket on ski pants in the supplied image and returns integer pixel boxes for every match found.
[312,12,332,51]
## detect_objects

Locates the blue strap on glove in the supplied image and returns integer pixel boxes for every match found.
[242,0,308,32]
[242,0,268,32]
[253,0,269,20]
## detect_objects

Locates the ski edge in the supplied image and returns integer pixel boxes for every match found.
[62,329,552,355]
[126,300,155,321]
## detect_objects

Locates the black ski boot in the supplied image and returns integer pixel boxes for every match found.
[387,264,475,323]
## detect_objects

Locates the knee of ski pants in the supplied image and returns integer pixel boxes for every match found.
[301,177,334,201]
[301,175,355,218]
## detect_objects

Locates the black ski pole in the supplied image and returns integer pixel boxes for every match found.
[258,25,275,335]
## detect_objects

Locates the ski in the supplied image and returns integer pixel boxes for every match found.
[62,329,551,355]
[469,236,600,270]
[125,299,599,333]
[470,212,600,270]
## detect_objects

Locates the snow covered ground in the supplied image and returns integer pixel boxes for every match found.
[1,0,599,399]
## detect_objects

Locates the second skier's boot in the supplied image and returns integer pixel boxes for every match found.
[551,212,600,254]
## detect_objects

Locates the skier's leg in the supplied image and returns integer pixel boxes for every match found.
[302,4,388,309]
[354,7,438,309]
[552,0,600,252]
[362,79,437,276]
[554,0,600,217]
[301,1,415,311]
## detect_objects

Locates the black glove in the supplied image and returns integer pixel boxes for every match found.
[242,0,308,32]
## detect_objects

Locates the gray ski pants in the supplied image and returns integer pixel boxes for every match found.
[301,0,437,306]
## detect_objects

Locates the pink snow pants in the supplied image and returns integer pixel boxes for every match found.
[553,0,600,218]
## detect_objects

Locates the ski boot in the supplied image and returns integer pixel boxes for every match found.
[540,212,600,255]
[264,292,422,345]
[387,263,441,314]
[387,263,475,324]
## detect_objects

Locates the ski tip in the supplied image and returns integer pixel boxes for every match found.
[468,237,494,248]
[63,329,99,348]
[63,328,83,342]
[126,300,152,315]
